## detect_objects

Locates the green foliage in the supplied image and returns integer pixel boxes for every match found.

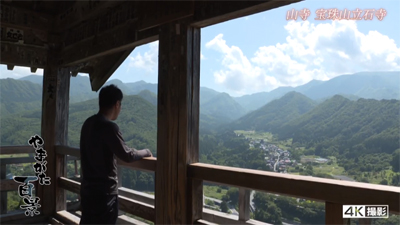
[220,201,229,213]
[391,149,400,172]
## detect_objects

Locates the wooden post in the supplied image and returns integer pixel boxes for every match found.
[39,63,70,216]
[155,20,202,224]
[239,188,250,221]
[1,164,7,214]
[326,202,350,225]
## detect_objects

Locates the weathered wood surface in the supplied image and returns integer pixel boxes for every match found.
[58,177,81,195]
[0,157,35,165]
[0,146,35,155]
[0,42,48,68]
[239,188,251,221]
[86,50,133,91]
[137,1,194,31]
[0,4,53,31]
[56,210,80,224]
[0,165,6,214]
[0,210,47,224]
[38,48,71,216]
[119,187,154,206]
[188,163,400,213]
[0,179,38,192]
[59,23,157,67]
[119,195,155,222]
[56,1,124,33]
[155,19,202,224]
[192,0,301,27]
[55,145,80,158]
[325,202,349,225]
[55,68,70,212]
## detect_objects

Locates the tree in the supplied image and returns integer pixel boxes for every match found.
[391,149,400,172]
[220,201,229,213]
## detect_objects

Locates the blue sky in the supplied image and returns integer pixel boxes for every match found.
[1,0,399,97]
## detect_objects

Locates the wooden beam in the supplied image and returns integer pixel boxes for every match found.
[38,52,71,216]
[87,49,133,92]
[188,163,400,213]
[30,67,37,73]
[0,157,35,165]
[155,19,201,224]
[239,188,251,221]
[0,165,7,214]
[0,42,48,68]
[119,195,155,222]
[59,23,158,67]
[6,64,14,70]
[58,177,80,194]
[55,1,124,32]
[119,187,154,206]
[56,210,80,225]
[137,1,194,31]
[55,145,80,158]
[0,179,38,192]
[0,4,53,31]
[55,68,70,212]
[325,202,349,225]
[192,0,302,28]
[0,146,35,155]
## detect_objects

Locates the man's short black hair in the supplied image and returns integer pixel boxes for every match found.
[99,84,123,110]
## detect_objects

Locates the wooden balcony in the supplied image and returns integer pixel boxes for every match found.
[1,145,399,224]
[1,1,400,224]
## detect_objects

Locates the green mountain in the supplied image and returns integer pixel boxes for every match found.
[234,86,294,111]
[228,92,317,132]
[0,78,42,115]
[277,96,400,156]
[200,87,220,105]
[137,90,157,106]
[234,71,400,111]
[301,71,400,100]
[1,95,158,156]
[201,92,247,122]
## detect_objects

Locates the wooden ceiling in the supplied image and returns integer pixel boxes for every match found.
[0,0,301,91]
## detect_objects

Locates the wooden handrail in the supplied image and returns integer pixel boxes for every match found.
[58,177,155,222]
[0,157,36,166]
[0,146,34,155]
[55,145,156,172]
[188,163,400,213]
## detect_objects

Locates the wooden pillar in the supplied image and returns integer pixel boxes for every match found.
[155,19,202,224]
[1,164,7,214]
[239,188,250,221]
[326,202,350,225]
[39,62,70,217]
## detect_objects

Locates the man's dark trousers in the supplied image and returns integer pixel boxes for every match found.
[80,194,118,224]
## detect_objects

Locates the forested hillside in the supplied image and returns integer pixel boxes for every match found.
[227,92,316,131]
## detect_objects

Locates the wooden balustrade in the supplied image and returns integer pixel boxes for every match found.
[2,145,399,224]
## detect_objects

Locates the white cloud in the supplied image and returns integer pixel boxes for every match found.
[201,53,206,60]
[0,66,43,79]
[206,34,280,95]
[128,41,159,72]
[205,20,400,95]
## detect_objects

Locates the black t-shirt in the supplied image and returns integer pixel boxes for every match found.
[79,113,151,196]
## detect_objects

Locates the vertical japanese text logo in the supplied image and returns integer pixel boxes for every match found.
[12,134,51,216]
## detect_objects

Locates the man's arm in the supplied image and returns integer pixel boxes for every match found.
[106,123,152,163]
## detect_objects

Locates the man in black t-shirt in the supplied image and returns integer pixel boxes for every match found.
[79,84,152,225]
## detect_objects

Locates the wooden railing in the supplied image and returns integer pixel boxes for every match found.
[1,145,400,225]
[0,146,43,223]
